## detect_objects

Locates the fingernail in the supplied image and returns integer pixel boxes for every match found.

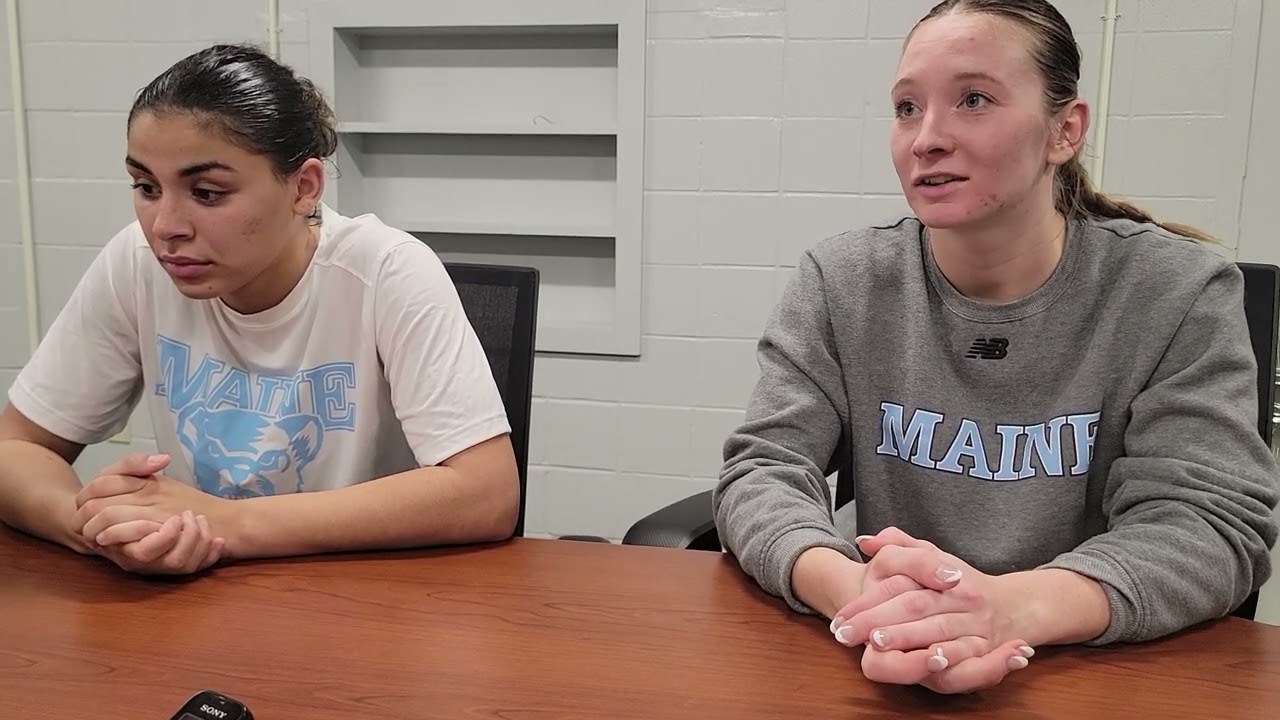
[1019,645,1036,658]
[855,535,873,544]
[829,617,842,633]
[1007,655,1030,671]
[871,629,889,648]
[834,625,853,645]
[935,565,963,583]
[927,647,949,672]
[148,454,168,463]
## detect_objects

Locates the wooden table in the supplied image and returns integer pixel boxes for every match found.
[3,526,1279,719]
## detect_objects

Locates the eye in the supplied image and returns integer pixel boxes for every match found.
[130,181,158,199]
[192,187,226,205]
[894,100,919,119]
[961,91,991,110]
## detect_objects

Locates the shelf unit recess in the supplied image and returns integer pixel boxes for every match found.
[310,0,645,356]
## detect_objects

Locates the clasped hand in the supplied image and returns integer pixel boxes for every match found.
[70,453,226,575]
[829,527,1034,694]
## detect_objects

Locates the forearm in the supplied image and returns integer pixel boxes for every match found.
[714,461,858,611]
[997,568,1111,648]
[792,546,866,619]
[0,439,90,552]
[1043,487,1275,645]
[222,464,518,560]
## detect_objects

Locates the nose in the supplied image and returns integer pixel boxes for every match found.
[911,108,955,159]
[150,195,195,242]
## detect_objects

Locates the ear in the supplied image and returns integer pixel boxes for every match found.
[289,157,327,219]
[1049,97,1090,166]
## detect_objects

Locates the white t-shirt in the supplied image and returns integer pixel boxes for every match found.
[9,205,511,498]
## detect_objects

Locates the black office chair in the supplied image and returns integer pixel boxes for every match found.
[625,262,1280,620]
[444,262,539,538]
[1233,263,1279,620]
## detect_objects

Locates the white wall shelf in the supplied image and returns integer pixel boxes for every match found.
[379,219,615,239]
[337,121,618,137]
[310,0,645,356]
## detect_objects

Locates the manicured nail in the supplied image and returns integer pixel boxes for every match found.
[871,629,889,648]
[1007,655,1030,671]
[855,535,874,544]
[935,565,963,583]
[834,625,854,645]
[148,454,169,463]
[927,647,948,672]
[829,617,842,633]
[1019,645,1035,658]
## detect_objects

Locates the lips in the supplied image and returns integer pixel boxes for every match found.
[912,173,969,201]
[159,256,213,280]
[915,173,968,187]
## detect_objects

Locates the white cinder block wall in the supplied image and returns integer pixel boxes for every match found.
[1,1,1277,619]
[0,0,275,474]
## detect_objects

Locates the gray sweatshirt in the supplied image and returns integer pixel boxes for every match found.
[714,215,1279,645]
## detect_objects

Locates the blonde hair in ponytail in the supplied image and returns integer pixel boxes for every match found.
[1054,154,1216,242]
[918,0,1218,243]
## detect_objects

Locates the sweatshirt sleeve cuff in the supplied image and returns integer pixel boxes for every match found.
[1041,548,1143,646]
[761,524,860,614]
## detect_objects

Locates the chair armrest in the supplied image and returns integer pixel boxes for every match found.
[622,490,721,551]
[558,535,612,543]
[1232,590,1260,620]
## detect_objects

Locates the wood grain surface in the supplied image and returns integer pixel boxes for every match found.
[3,525,1278,719]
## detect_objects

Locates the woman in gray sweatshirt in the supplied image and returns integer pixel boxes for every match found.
[712,0,1279,695]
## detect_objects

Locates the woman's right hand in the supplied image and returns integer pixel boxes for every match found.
[91,510,224,575]
[830,530,1031,694]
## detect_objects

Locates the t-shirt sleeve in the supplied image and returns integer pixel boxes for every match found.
[372,241,511,467]
[8,227,144,445]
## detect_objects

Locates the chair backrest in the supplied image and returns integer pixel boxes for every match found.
[1239,263,1279,447]
[1228,262,1279,621]
[443,262,540,537]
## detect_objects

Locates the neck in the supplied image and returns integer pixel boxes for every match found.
[927,200,1067,303]
[222,222,320,315]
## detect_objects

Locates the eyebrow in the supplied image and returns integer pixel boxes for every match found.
[892,70,1004,95]
[125,156,238,177]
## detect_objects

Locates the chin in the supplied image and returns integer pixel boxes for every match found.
[168,280,224,301]
[908,200,993,231]
[910,206,971,230]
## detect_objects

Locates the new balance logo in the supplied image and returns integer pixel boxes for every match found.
[965,337,1009,360]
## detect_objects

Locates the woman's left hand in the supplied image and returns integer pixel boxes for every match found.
[831,527,1035,694]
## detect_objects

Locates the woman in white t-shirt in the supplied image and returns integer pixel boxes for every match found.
[0,44,519,575]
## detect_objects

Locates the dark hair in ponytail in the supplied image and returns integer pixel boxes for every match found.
[915,0,1216,242]
[129,43,337,195]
